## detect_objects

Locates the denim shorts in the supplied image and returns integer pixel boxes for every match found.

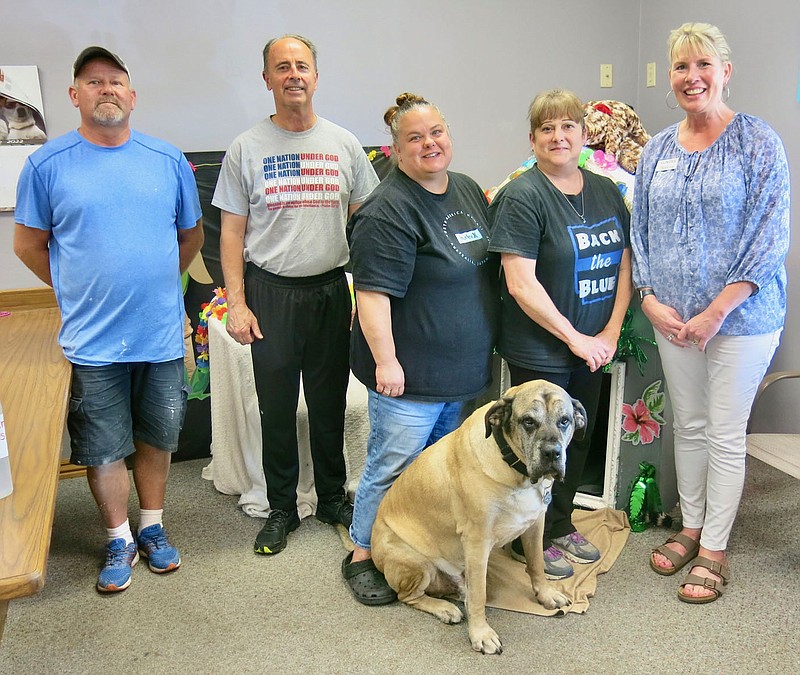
[67,359,188,466]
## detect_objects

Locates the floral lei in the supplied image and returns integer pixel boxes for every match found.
[186,287,227,399]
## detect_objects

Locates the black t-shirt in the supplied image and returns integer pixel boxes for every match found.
[348,168,499,401]
[488,166,630,372]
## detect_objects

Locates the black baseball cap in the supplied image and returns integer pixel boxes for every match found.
[73,46,130,80]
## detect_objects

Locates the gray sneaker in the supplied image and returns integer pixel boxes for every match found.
[508,537,574,580]
[543,545,575,580]
[552,532,601,564]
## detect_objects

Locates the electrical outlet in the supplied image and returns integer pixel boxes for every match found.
[600,63,613,88]
[646,62,657,88]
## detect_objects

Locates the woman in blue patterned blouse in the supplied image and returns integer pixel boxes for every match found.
[631,22,790,604]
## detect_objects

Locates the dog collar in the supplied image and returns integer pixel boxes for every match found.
[492,427,529,477]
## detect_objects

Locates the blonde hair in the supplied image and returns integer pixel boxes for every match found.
[668,22,732,66]
[384,92,448,144]
[527,89,585,136]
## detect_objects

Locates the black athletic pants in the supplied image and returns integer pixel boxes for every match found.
[245,263,350,513]
[508,363,603,547]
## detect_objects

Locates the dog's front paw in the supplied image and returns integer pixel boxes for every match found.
[469,623,503,655]
[535,587,570,610]
[432,601,464,625]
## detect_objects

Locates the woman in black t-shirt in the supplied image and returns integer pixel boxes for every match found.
[342,93,499,605]
[488,89,632,580]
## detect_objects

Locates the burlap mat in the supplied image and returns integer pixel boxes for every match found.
[485,507,630,615]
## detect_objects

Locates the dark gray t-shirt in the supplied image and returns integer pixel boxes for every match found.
[349,168,499,401]
[488,166,630,372]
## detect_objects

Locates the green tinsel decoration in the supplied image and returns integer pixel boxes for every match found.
[603,309,656,376]
[627,461,668,532]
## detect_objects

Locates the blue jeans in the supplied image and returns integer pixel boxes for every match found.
[349,391,467,550]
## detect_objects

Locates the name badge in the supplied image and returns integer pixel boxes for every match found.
[455,228,483,244]
[655,158,679,172]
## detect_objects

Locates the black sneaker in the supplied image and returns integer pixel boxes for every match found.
[509,536,526,563]
[254,509,300,555]
[315,494,354,529]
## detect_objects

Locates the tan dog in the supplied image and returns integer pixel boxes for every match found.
[371,380,587,654]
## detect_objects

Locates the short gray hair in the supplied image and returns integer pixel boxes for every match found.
[262,34,318,72]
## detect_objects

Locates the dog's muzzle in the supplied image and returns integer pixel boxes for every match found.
[529,440,566,484]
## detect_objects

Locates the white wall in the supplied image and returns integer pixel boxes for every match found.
[0,0,639,286]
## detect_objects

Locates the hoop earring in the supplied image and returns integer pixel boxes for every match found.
[722,85,731,103]
[665,89,679,110]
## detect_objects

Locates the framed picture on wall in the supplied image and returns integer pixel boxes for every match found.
[0,65,47,211]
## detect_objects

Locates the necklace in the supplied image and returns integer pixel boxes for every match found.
[537,165,586,223]
[559,189,585,224]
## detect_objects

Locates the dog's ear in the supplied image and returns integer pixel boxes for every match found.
[484,395,513,438]
[571,398,588,440]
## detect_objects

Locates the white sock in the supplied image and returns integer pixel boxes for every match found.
[107,519,134,546]
[138,508,164,534]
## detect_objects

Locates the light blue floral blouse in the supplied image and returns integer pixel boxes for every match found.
[631,113,790,336]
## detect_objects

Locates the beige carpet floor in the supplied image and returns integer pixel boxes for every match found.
[1,457,798,674]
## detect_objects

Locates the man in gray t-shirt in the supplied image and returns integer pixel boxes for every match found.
[212,34,378,556]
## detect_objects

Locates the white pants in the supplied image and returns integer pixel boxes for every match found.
[655,330,781,551]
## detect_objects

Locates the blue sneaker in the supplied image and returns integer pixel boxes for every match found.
[137,524,181,573]
[97,538,139,593]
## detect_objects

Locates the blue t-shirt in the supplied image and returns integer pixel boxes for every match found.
[15,130,202,365]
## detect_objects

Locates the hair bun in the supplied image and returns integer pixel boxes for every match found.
[396,92,425,107]
[384,92,427,127]
[383,106,399,127]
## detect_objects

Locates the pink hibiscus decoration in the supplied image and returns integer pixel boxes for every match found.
[621,381,665,446]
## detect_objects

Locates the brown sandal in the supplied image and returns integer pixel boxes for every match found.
[649,532,700,576]
[677,556,730,604]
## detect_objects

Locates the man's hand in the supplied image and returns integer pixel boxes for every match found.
[225,301,263,344]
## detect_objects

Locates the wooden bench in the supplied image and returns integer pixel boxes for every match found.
[0,288,71,644]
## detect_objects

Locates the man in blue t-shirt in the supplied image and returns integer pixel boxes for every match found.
[14,46,203,594]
